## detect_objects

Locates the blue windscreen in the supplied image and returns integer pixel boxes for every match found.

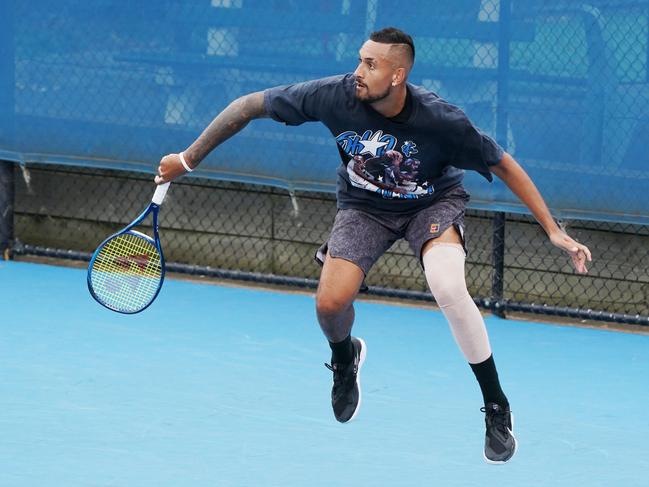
[1,0,648,223]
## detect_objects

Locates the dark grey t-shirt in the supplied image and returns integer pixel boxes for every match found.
[264,73,503,214]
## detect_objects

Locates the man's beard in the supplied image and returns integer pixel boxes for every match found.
[356,83,392,104]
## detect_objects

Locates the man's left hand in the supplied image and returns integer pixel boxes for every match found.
[549,230,592,274]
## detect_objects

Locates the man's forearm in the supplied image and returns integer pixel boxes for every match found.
[183,91,269,168]
[491,152,560,236]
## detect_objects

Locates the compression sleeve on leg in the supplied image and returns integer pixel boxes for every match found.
[422,243,492,364]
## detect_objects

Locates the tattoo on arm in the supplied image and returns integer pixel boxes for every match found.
[184,91,269,167]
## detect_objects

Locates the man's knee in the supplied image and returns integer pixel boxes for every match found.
[316,254,364,318]
[429,279,471,308]
[422,243,469,307]
[315,292,352,318]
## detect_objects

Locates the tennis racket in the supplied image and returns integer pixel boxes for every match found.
[87,182,170,313]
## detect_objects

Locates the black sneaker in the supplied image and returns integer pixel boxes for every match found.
[324,337,366,423]
[481,402,517,464]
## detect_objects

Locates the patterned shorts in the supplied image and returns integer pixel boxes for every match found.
[315,185,470,277]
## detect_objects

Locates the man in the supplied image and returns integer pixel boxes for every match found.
[155,27,592,464]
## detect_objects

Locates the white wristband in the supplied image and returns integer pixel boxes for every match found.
[179,152,193,172]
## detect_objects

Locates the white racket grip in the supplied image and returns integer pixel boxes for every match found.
[152,182,170,205]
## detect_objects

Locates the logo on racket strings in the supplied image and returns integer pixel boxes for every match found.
[114,254,151,272]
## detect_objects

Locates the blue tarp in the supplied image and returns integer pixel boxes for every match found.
[1,0,648,223]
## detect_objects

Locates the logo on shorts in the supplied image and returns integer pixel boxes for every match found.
[430,223,440,234]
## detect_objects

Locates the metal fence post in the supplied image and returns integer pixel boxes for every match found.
[0,162,14,260]
[491,212,506,316]
[491,0,512,317]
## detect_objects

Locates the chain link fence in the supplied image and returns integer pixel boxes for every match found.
[7,163,649,325]
[1,0,649,324]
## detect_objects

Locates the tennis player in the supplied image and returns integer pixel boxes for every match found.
[155,27,592,464]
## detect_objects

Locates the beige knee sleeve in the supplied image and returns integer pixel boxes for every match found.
[422,243,492,364]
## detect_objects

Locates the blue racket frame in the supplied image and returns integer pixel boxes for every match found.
[87,201,166,314]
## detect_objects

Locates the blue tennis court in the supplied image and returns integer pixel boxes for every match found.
[1,260,648,487]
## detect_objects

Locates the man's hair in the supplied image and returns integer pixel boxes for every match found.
[369,27,415,63]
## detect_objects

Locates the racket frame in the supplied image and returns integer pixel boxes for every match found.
[87,201,166,314]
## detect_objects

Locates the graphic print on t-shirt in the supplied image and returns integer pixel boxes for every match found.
[336,129,434,199]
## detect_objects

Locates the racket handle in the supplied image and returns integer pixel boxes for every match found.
[152,182,170,205]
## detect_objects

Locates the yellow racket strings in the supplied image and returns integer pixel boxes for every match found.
[90,233,163,312]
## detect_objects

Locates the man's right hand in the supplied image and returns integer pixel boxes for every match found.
[154,153,191,184]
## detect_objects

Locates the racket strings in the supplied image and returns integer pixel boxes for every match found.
[90,233,163,313]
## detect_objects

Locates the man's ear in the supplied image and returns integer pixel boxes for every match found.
[392,67,406,86]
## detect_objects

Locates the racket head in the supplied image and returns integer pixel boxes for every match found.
[87,229,165,314]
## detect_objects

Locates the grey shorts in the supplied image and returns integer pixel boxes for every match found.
[315,185,469,277]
